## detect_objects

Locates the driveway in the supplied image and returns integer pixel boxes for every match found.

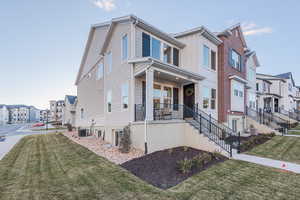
[0,123,50,160]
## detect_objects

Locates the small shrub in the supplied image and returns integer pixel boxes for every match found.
[119,125,131,153]
[212,151,223,160]
[192,155,204,169]
[177,158,193,174]
[183,146,189,152]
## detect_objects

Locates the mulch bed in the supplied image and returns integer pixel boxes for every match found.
[121,147,227,189]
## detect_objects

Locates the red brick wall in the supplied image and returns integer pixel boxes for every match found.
[217,28,247,123]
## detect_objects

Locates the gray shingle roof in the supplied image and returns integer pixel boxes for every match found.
[66,95,77,105]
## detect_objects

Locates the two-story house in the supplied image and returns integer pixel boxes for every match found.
[49,100,65,123]
[62,95,77,126]
[75,15,234,156]
[216,24,250,133]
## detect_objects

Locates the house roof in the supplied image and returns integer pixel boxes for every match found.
[173,26,223,45]
[275,72,295,86]
[245,50,260,67]
[65,95,77,105]
[256,73,286,82]
[75,15,186,85]
[216,23,247,48]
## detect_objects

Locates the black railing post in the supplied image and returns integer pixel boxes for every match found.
[199,113,202,133]
[237,131,241,153]
[259,109,262,124]
[209,114,212,133]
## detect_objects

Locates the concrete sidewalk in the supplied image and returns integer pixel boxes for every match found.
[232,150,300,173]
[0,135,26,160]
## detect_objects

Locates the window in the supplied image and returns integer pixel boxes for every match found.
[256,83,259,91]
[173,48,179,66]
[232,119,237,132]
[211,50,216,70]
[80,108,84,119]
[107,51,112,74]
[96,62,104,80]
[203,45,209,67]
[203,87,210,109]
[173,88,179,110]
[230,49,241,71]
[163,44,171,64]
[107,90,112,112]
[239,91,243,97]
[121,83,129,109]
[163,87,172,108]
[151,38,161,59]
[211,89,216,109]
[153,84,161,109]
[122,34,128,61]
[142,33,151,57]
[234,89,239,96]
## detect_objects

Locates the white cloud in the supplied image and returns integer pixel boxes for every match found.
[241,22,273,36]
[93,0,116,12]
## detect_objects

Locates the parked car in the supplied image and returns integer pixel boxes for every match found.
[32,123,45,127]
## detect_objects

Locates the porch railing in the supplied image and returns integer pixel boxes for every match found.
[279,108,300,121]
[134,103,237,156]
[246,106,290,133]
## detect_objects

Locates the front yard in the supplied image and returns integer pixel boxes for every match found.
[246,136,300,164]
[1,133,300,200]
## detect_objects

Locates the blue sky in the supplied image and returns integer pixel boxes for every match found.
[1,0,299,109]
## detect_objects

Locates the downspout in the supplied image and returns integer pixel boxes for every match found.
[144,59,154,154]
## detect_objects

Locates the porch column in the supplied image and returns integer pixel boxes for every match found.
[145,68,154,121]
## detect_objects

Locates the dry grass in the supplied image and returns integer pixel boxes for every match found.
[1,133,300,200]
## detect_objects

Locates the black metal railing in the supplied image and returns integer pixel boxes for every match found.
[246,106,290,133]
[134,103,237,156]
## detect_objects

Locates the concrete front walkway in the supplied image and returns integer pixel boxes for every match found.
[232,150,300,173]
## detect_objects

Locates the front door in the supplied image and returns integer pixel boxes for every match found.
[184,84,195,118]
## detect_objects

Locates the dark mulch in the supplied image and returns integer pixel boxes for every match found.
[121,147,227,189]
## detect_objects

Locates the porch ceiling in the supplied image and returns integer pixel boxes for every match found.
[129,57,205,84]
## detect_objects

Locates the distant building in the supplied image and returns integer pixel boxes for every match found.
[39,109,50,122]
[62,95,77,126]
[0,105,9,125]
[49,100,65,123]
[6,105,40,124]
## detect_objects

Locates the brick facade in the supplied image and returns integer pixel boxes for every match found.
[217,27,247,123]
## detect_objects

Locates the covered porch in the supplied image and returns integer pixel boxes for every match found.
[129,58,204,121]
[262,94,281,113]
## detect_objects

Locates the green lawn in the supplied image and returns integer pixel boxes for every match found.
[1,134,300,200]
[287,131,300,135]
[247,136,300,164]
[290,125,300,130]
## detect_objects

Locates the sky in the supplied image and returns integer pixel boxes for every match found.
[1,0,300,109]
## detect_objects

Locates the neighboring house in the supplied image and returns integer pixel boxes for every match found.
[245,51,260,110]
[62,95,77,126]
[75,15,233,156]
[40,109,50,122]
[216,24,249,133]
[256,72,298,115]
[0,105,9,125]
[49,100,64,123]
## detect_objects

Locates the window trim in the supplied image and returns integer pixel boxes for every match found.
[121,34,128,61]
[107,51,112,74]
[107,90,112,113]
[121,82,129,111]
[203,45,210,68]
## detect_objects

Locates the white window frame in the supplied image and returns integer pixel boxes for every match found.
[203,45,210,68]
[107,90,112,113]
[107,51,112,74]
[96,61,104,80]
[122,34,128,61]
[121,82,129,110]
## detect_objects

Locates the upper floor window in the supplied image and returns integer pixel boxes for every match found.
[163,44,171,64]
[203,45,209,68]
[256,83,259,91]
[97,61,104,80]
[211,50,216,71]
[107,90,112,112]
[122,34,128,61]
[142,33,151,57]
[230,49,242,71]
[121,83,129,109]
[173,48,179,66]
[151,38,161,59]
[107,51,112,74]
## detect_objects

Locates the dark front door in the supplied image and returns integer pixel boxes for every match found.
[184,84,195,118]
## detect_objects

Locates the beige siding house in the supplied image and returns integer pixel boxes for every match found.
[75,15,236,156]
[62,95,77,126]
